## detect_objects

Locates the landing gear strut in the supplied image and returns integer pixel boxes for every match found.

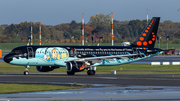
[24,65,29,75]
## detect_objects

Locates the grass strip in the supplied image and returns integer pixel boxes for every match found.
[1,62,180,75]
[0,83,83,94]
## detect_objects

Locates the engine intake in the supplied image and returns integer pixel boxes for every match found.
[66,61,85,72]
[36,66,59,72]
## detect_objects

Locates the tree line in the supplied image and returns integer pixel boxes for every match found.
[0,14,180,44]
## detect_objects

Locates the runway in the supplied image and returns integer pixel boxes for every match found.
[0,74,180,86]
[1,74,180,100]
[2,86,180,101]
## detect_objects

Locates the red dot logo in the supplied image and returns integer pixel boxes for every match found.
[143,41,147,46]
[139,37,144,41]
[137,41,142,46]
[152,38,155,41]
[143,33,146,36]
[149,40,152,44]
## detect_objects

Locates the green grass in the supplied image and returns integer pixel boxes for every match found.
[1,62,180,75]
[97,64,180,71]
[0,83,82,94]
[0,62,67,74]
[0,43,179,51]
[154,44,179,49]
[93,64,180,75]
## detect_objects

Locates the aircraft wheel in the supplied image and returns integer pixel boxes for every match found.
[23,71,29,75]
[87,70,95,75]
[67,71,75,75]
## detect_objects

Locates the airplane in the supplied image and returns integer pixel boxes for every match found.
[4,17,162,76]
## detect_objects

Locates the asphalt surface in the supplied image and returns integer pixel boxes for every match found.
[0,74,180,86]
[1,74,180,101]
[2,86,180,101]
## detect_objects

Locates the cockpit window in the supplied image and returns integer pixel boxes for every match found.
[17,50,22,54]
[11,50,22,54]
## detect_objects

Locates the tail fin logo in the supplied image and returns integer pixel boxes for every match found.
[131,17,160,48]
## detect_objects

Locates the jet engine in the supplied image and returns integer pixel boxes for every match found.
[66,61,85,72]
[36,66,59,72]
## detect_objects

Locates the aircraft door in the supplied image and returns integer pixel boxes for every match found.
[27,47,34,58]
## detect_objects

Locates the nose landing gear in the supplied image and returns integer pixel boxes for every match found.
[24,71,29,75]
[24,65,29,75]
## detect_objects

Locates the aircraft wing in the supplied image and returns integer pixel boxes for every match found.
[65,53,143,63]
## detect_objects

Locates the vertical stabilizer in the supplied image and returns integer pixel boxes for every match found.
[131,17,160,48]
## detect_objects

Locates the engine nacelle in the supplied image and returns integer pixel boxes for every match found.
[66,61,85,72]
[36,66,60,72]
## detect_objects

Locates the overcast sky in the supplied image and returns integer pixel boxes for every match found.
[0,0,180,25]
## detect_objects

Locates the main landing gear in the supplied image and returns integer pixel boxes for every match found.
[87,70,95,75]
[66,66,97,76]
[24,65,29,75]
[87,66,96,75]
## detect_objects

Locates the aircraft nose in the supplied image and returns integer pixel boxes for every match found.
[3,54,12,63]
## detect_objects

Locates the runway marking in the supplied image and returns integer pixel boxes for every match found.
[7,97,51,98]
[95,77,118,79]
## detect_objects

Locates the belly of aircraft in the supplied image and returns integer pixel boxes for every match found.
[9,51,162,67]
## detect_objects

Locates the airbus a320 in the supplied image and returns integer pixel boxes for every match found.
[4,17,163,75]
